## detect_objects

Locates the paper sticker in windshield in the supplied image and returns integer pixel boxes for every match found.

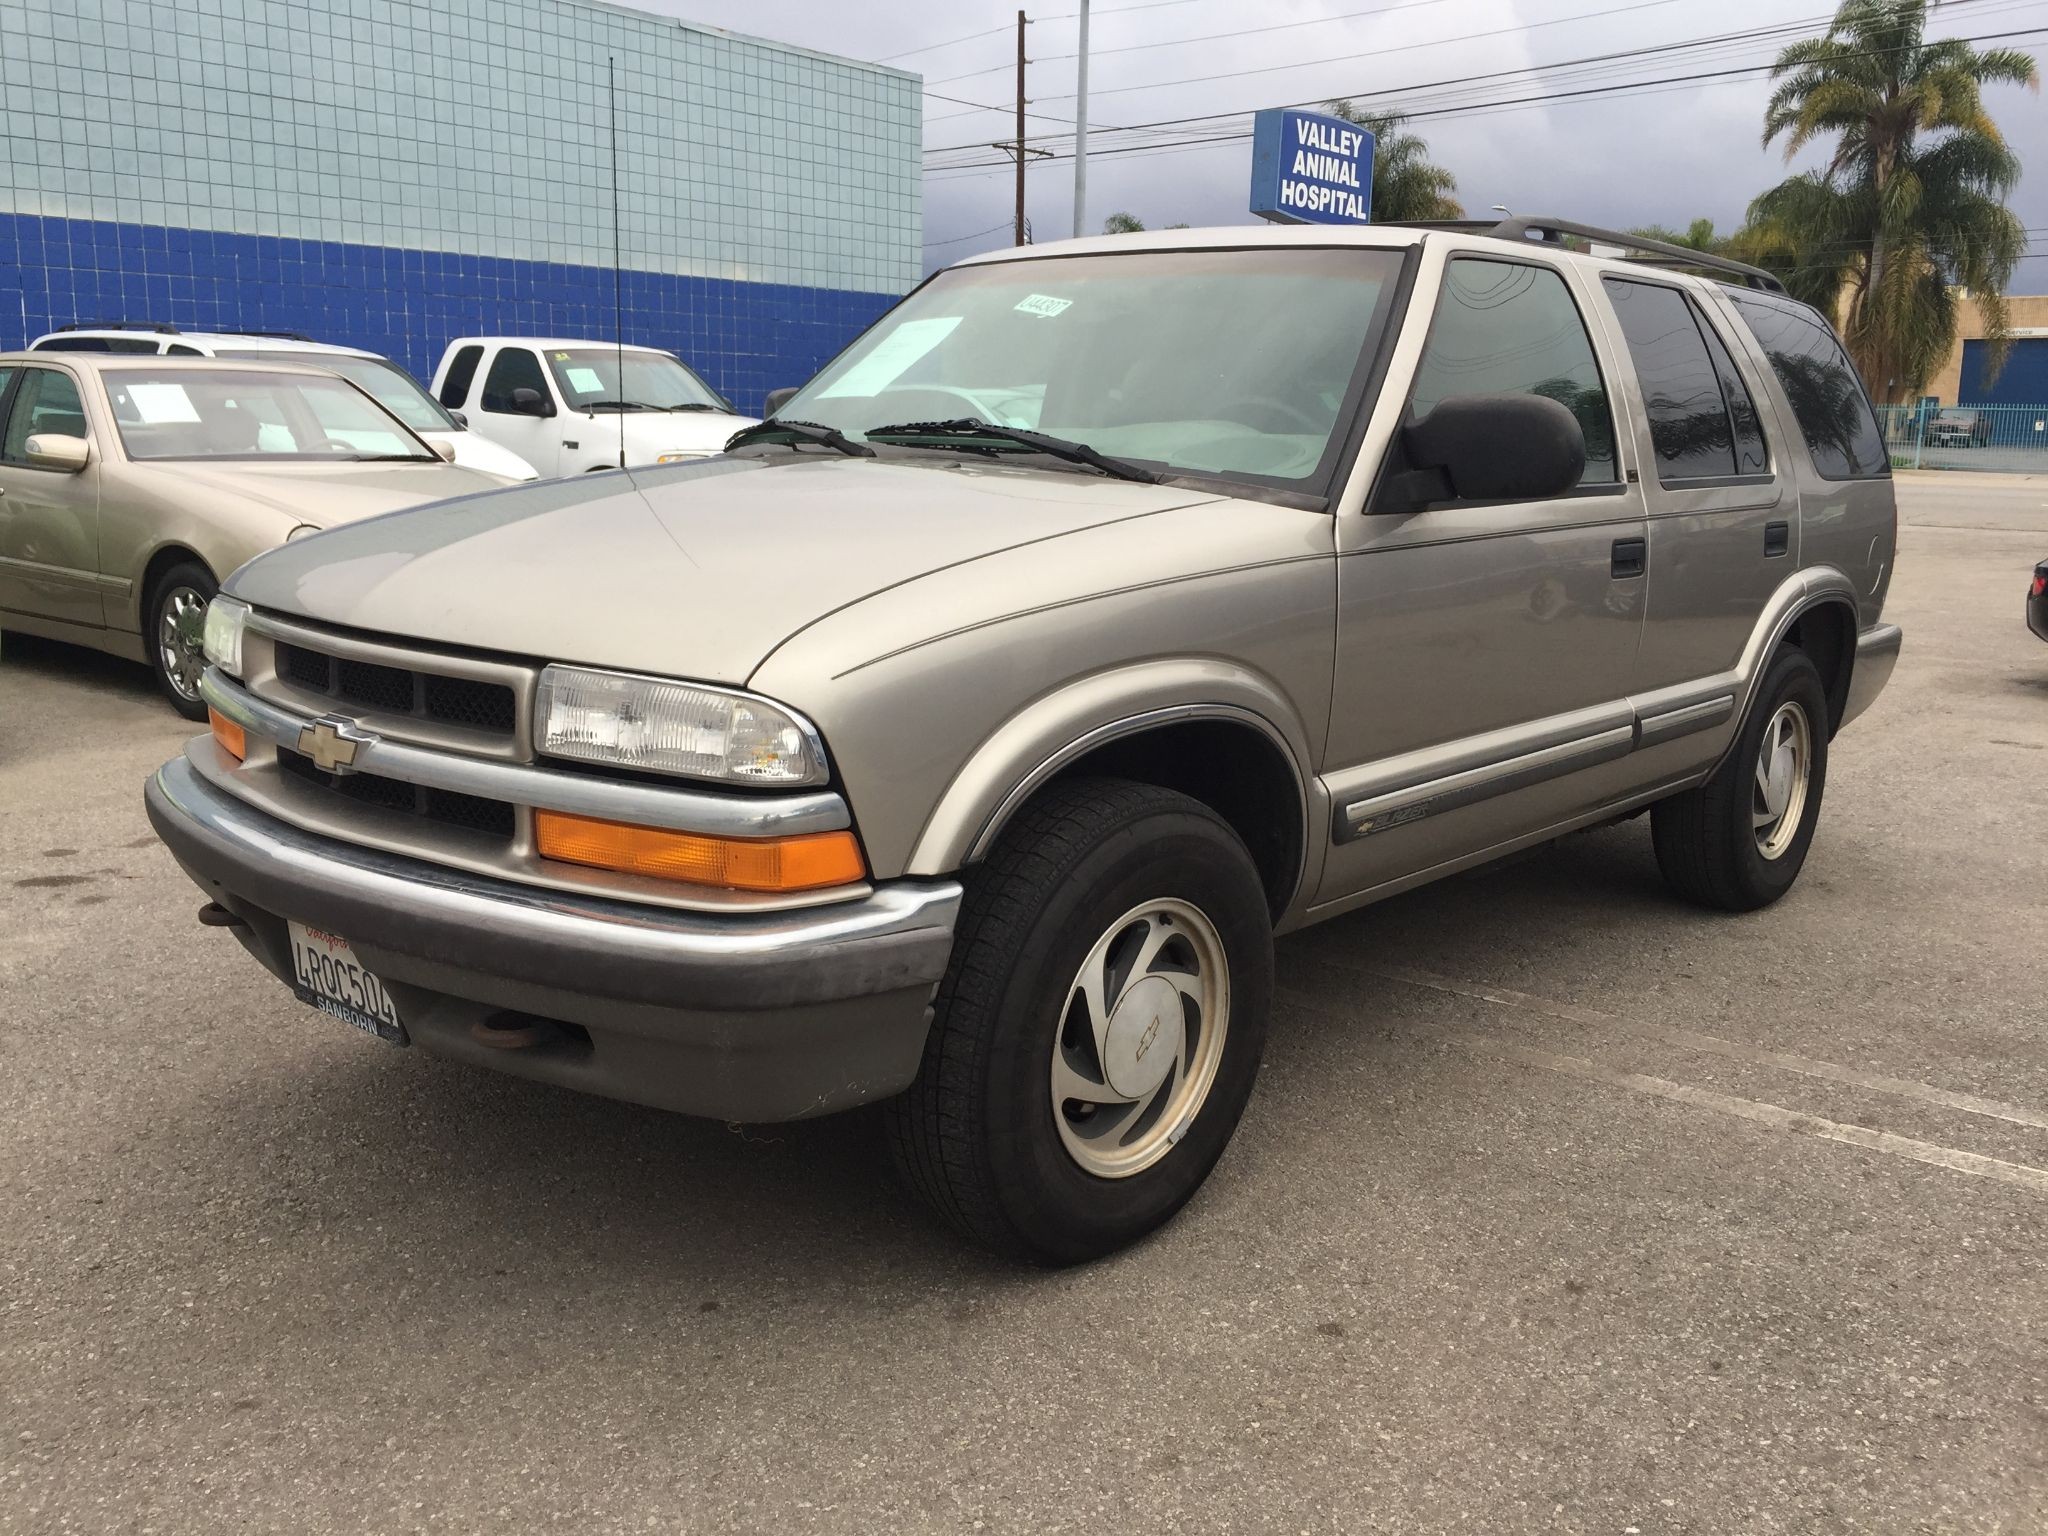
[816,316,963,399]
[564,367,605,393]
[125,383,202,423]
[1014,294,1072,319]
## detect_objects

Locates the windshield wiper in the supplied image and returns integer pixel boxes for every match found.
[725,419,875,458]
[864,419,1158,483]
[584,399,660,413]
[664,402,725,413]
[338,452,438,463]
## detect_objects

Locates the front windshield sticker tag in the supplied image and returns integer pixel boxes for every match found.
[1014,294,1072,319]
[554,352,572,360]
[126,383,202,423]
[564,366,605,392]
[816,315,963,399]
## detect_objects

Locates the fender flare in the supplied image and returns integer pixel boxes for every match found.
[903,658,1320,895]
[1711,564,1861,771]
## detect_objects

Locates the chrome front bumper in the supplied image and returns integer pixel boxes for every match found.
[146,756,961,1122]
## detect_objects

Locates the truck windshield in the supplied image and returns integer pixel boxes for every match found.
[544,348,732,412]
[781,246,1405,487]
[218,350,458,433]
[105,368,441,462]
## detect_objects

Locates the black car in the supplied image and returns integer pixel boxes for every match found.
[2030,558,2048,643]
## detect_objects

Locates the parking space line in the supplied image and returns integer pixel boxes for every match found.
[1332,960,2048,1133]
[1488,1040,2048,1196]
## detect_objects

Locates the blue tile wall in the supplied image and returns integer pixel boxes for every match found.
[0,212,897,416]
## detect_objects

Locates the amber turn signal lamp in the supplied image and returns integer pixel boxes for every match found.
[208,707,246,762]
[533,810,866,893]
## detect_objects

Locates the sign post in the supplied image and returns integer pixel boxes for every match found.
[1249,108,1376,225]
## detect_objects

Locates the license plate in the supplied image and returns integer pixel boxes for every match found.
[287,921,407,1045]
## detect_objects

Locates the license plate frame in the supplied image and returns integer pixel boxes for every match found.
[286,920,408,1045]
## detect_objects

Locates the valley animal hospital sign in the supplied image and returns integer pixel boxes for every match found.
[1249,108,1375,224]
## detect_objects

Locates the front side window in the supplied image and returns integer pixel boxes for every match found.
[545,348,731,414]
[104,368,437,462]
[1603,277,1765,483]
[1,369,89,462]
[1408,259,1617,485]
[781,246,1406,489]
[1728,292,1887,479]
[479,348,547,414]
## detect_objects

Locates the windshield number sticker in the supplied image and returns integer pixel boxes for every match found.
[1014,294,1072,319]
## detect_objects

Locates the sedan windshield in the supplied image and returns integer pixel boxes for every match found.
[544,348,731,412]
[106,368,440,462]
[780,247,1405,486]
[217,350,457,432]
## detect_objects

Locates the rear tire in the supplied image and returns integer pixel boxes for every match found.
[145,561,217,721]
[886,777,1273,1265]
[1652,644,1829,911]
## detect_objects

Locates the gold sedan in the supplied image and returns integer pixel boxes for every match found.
[0,353,513,715]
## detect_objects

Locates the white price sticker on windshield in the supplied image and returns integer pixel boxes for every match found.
[565,366,605,392]
[817,315,962,399]
[126,383,201,423]
[1014,294,1072,318]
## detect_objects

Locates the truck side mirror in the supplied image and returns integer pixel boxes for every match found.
[509,387,555,418]
[763,386,800,417]
[1387,394,1586,510]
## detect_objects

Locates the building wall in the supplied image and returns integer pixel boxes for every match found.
[0,0,922,412]
[1923,293,2048,404]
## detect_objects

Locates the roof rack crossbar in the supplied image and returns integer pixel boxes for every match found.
[1379,215,1786,292]
[55,320,182,333]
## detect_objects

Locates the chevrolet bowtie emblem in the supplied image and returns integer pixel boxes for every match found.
[298,715,372,775]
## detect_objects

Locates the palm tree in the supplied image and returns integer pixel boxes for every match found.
[1754,0,2036,400]
[1629,218,1727,252]
[1324,102,1463,222]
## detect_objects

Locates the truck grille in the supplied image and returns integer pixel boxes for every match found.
[277,746,516,840]
[276,640,517,735]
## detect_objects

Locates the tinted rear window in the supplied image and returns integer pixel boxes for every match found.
[1727,292,1887,479]
[440,344,485,408]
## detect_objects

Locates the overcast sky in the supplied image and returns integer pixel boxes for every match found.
[619,0,2047,286]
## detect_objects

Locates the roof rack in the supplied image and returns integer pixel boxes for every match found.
[212,328,317,341]
[55,320,182,333]
[1384,215,1786,292]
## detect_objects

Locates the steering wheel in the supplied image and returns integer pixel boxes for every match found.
[1223,394,1326,434]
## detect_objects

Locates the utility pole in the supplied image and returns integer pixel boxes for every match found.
[1071,0,1089,238]
[1014,9,1027,246]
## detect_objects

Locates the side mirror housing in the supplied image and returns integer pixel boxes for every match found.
[508,387,555,418]
[24,433,90,473]
[448,408,470,428]
[1389,394,1585,510]
[763,386,800,417]
[429,438,458,462]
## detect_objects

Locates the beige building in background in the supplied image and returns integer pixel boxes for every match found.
[1924,292,2048,403]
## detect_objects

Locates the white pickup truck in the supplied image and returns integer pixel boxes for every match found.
[429,337,756,477]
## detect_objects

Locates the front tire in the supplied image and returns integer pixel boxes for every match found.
[1652,644,1830,911]
[887,778,1274,1265]
[145,561,217,721]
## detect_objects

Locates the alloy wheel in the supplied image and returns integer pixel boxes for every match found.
[1752,700,1812,860]
[157,586,210,703]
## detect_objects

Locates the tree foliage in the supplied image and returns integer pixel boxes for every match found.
[1752,0,2036,399]
[1324,102,1464,222]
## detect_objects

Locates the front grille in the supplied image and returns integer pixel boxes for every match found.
[277,747,516,840]
[276,641,517,735]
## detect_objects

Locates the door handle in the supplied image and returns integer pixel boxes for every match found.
[1764,520,1790,557]
[1610,537,1646,579]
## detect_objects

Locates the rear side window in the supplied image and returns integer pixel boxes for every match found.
[1603,278,1770,482]
[1728,292,1887,479]
[479,348,546,413]
[440,344,485,408]
[1408,258,1617,486]
[166,343,205,356]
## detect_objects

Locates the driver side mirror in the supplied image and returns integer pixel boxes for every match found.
[762,386,800,417]
[508,387,555,418]
[429,439,458,462]
[23,433,90,472]
[1387,394,1585,511]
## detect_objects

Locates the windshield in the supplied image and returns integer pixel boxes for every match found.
[217,350,457,431]
[781,247,1404,486]
[106,368,440,463]
[544,348,732,412]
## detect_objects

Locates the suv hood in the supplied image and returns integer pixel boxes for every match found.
[129,459,510,528]
[225,456,1227,683]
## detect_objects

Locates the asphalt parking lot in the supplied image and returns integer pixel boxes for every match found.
[2,474,2044,1535]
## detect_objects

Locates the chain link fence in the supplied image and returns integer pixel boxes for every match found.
[1875,403,2048,472]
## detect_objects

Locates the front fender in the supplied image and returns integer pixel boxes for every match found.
[903,658,1322,882]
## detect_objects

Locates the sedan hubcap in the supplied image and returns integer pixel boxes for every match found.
[158,587,209,701]
[1752,701,1811,860]
[1050,897,1229,1179]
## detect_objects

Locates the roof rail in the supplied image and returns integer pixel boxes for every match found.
[1384,215,1786,292]
[54,320,182,333]
[213,328,317,341]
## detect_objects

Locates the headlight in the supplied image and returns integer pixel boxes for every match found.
[202,596,249,678]
[535,665,828,785]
